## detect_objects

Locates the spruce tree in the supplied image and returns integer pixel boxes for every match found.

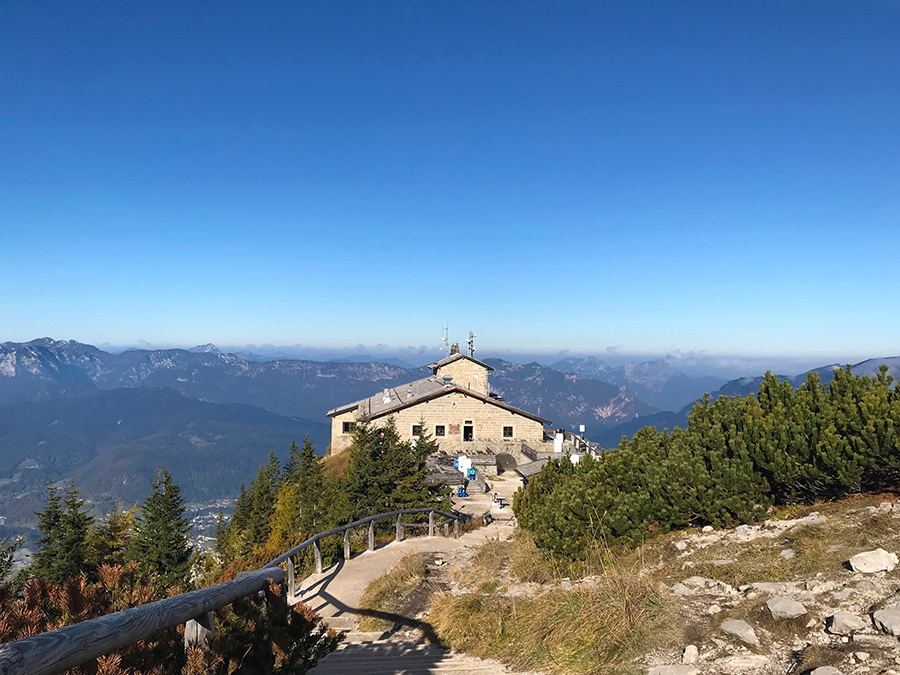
[0,536,23,580]
[283,440,301,484]
[131,468,193,589]
[294,436,325,534]
[245,465,276,549]
[55,479,94,583]
[30,484,62,580]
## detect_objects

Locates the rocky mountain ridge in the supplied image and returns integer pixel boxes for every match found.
[550,356,725,412]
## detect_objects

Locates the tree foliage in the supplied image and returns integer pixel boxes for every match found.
[130,468,193,590]
[515,365,900,557]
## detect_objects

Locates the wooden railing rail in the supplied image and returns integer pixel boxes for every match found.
[264,507,465,602]
[0,507,466,675]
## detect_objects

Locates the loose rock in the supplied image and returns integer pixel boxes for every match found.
[848,548,898,573]
[766,596,807,620]
[827,610,867,635]
[779,549,795,559]
[648,666,700,675]
[810,668,842,675]
[719,655,769,673]
[872,606,900,636]
[682,645,698,665]
[702,525,714,533]
[721,619,759,646]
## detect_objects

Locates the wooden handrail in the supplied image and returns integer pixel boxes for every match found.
[0,567,282,675]
[265,507,463,568]
[0,507,466,675]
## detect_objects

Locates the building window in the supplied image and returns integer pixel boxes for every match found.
[503,426,514,438]
[342,421,354,434]
[435,425,445,437]
[412,425,422,437]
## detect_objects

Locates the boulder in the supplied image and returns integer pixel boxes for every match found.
[872,606,900,635]
[721,619,759,646]
[648,666,700,675]
[701,525,714,533]
[779,549,795,559]
[719,655,769,673]
[810,668,842,675]
[682,645,698,665]
[848,548,898,573]
[766,596,807,620]
[827,610,867,635]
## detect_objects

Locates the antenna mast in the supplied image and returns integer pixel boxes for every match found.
[441,323,449,358]
[467,331,476,358]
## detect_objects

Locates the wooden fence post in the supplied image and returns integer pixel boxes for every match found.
[184,611,215,650]
[314,539,322,574]
[428,510,435,537]
[443,522,449,537]
[368,520,375,551]
[344,528,351,560]
[454,518,459,539]
[287,555,295,600]
[395,514,402,542]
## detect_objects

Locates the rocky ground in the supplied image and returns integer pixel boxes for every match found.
[643,499,900,675]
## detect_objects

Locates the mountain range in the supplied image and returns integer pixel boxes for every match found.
[590,355,900,449]
[0,339,665,530]
[7,337,889,533]
[549,357,725,412]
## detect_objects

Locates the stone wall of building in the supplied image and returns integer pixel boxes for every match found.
[329,408,358,454]
[374,391,544,447]
[433,360,490,395]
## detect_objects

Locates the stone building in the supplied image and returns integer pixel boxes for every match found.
[326,345,551,456]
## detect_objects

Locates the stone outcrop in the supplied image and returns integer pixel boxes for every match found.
[765,596,807,620]
[848,548,898,573]
[720,619,759,646]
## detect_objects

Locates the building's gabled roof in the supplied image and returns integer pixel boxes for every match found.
[426,352,495,372]
[326,375,550,426]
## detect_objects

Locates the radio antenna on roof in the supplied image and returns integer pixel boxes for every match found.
[441,323,449,358]
[467,331,476,358]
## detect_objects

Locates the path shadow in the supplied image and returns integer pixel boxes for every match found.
[314,584,447,648]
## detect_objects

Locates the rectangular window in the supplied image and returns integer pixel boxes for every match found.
[435,425,445,437]
[412,425,422,437]
[342,421,354,433]
[503,426,513,438]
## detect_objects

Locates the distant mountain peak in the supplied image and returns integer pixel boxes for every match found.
[188,344,221,355]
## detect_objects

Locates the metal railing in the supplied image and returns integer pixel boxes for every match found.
[0,507,466,675]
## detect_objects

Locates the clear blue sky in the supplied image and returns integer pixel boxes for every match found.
[1,1,898,365]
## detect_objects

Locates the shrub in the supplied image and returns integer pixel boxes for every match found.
[516,366,900,557]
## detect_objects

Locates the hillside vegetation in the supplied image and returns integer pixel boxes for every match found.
[516,366,900,556]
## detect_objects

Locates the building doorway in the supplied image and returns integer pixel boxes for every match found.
[463,425,474,441]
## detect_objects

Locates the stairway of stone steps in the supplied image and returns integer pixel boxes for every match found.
[314,632,514,674]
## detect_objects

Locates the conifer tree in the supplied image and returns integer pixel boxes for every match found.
[266,482,301,550]
[264,450,282,493]
[294,436,325,534]
[55,479,94,583]
[245,465,277,549]
[0,536,22,580]
[87,505,136,568]
[131,468,193,589]
[282,440,301,483]
[30,484,62,580]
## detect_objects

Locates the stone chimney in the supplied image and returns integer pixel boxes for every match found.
[450,343,460,355]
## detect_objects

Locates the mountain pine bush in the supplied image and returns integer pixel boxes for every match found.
[515,365,900,557]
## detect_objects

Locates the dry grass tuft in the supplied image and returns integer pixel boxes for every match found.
[431,561,673,674]
[357,554,429,632]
